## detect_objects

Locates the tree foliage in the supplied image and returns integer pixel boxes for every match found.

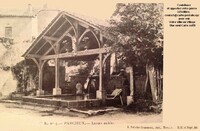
[109,3,163,68]
[12,60,38,93]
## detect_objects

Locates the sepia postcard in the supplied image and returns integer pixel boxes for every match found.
[0,0,199,131]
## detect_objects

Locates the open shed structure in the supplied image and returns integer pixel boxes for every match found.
[22,11,115,100]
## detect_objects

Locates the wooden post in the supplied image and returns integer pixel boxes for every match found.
[74,22,79,52]
[148,65,158,103]
[129,67,134,96]
[55,58,60,89]
[105,56,111,89]
[126,66,134,105]
[96,53,106,101]
[144,64,149,94]
[53,58,62,95]
[53,39,61,95]
[36,60,44,96]
[38,67,43,90]
[110,53,117,73]
[99,53,103,91]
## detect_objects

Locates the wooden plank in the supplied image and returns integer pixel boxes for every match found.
[40,47,111,60]
[69,107,120,116]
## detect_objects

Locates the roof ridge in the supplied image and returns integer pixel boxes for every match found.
[62,10,109,28]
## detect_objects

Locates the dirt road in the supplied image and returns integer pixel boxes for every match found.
[0,102,162,131]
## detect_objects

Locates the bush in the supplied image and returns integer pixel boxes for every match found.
[12,60,38,94]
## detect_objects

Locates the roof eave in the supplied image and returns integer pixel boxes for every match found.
[22,12,64,58]
[22,11,116,58]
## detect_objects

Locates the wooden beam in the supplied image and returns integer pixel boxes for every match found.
[78,28,90,44]
[63,12,99,30]
[43,36,58,41]
[77,26,101,48]
[34,20,68,55]
[103,53,111,65]
[77,22,89,29]
[100,33,104,47]
[66,33,73,38]
[91,30,101,48]
[47,40,57,54]
[43,26,73,56]
[60,43,68,53]
[24,13,64,56]
[59,34,74,53]
[26,54,41,59]
[30,58,40,69]
[73,21,79,52]
[62,15,77,37]
[40,47,111,60]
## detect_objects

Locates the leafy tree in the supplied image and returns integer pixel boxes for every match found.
[109,3,163,69]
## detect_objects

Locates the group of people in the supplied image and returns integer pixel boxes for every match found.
[75,75,131,105]
[75,79,97,96]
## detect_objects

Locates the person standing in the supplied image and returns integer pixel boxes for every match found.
[90,79,97,97]
[122,76,130,105]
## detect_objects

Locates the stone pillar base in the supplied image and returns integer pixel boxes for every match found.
[36,89,44,96]
[127,95,134,106]
[53,88,62,95]
[96,90,106,101]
